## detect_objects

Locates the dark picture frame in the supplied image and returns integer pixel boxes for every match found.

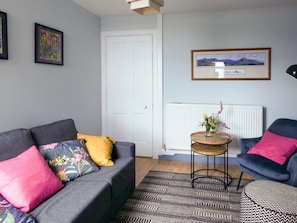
[35,23,63,65]
[191,48,271,80]
[0,11,8,60]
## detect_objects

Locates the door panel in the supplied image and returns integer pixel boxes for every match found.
[106,35,153,157]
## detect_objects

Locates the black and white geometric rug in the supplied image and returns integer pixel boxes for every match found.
[111,171,252,223]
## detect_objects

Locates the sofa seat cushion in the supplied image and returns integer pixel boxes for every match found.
[30,181,112,223]
[76,157,134,199]
[30,119,77,146]
[237,153,289,181]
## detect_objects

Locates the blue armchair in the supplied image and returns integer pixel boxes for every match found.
[237,118,297,189]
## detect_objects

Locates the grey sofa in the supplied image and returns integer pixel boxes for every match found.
[0,119,135,223]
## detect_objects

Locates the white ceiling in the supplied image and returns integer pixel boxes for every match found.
[72,0,297,17]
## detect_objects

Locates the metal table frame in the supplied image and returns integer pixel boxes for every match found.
[190,131,232,189]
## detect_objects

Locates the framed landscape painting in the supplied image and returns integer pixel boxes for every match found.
[35,23,63,65]
[191,48,271,80]
[0,11,8,60]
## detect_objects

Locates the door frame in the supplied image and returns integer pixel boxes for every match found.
[101,29,163,159]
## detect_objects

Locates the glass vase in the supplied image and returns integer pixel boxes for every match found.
[205,126,212,137]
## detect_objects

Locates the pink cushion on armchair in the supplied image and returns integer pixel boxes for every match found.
[248,130,297,165]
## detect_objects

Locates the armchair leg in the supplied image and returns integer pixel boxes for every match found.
[237,172,244,190]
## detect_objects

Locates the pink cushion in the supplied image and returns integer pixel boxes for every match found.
[248,131,297,165]
[0,146,64,213]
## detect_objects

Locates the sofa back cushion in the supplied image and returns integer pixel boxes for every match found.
[30,119,77,146]
[0,129,35,161]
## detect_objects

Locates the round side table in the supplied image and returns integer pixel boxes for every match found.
[190,131,232,189]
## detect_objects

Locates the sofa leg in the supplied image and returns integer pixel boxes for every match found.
[237,172,243,190]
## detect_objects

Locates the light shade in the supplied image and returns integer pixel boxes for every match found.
[286,64,297,79]
[126,0,164,15]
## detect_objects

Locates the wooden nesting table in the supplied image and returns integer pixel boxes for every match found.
[190,131,232,189]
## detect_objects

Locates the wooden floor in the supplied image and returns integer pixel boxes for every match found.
[135,157,254,186]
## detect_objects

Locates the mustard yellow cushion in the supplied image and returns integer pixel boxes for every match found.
[77,133,116,166]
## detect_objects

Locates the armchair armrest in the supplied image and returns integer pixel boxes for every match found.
[286,152,297,187]
[240,137,262,153]
[112,141,135,159]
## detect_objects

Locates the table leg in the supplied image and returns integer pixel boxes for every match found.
[191,150,195,188]
[206,155,209,176]
[191,150,193,178]
[227,148,229,182]
[224,152,227,189]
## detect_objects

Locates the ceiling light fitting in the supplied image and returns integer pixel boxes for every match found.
[126,0,164,15]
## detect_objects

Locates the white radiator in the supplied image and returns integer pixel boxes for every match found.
[164,103,263,157]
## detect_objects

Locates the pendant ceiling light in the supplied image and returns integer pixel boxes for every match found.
[126,0,164,15]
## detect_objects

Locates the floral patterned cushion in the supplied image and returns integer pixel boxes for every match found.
[38,139,99,182]
[0,194,36,223]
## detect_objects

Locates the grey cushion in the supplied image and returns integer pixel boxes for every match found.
[30,119,77,146]
[0,129,35,161]
[30,181,112,223]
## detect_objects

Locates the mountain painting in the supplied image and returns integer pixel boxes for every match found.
[196,53,266,67]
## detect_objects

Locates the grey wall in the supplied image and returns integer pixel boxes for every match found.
[0,0,101,134]
[101,5,297,129]
[101,15,158,31]
[1,2,296,139]
[163,5,297,127]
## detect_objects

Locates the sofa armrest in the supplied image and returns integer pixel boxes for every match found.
[286,152,297,187]
[112,141,135,159]
[240,137,262,154]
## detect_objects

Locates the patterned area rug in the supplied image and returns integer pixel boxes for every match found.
[111,171,252,223]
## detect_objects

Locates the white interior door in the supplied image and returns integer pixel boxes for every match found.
[105,34,153,157]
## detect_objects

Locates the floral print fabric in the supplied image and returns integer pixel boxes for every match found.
[0,194,36,223]
[38,139,99,183]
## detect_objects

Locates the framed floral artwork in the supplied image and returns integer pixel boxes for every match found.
[191,48,271,80]
[0,11,8,60]
[35,23,63,65]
